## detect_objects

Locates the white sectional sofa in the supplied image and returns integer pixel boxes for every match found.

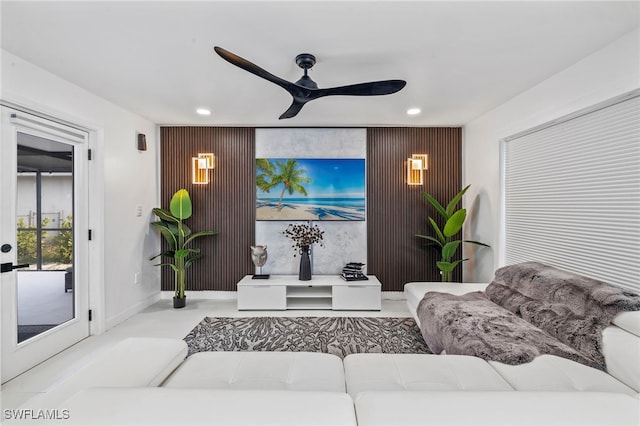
[352,281,640,426]
[10,278,640,425]
[9,340,357,426]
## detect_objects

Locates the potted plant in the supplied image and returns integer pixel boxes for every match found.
[150,189,217,308]
[416,185,489,282]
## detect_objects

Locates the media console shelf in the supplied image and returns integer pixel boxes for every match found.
[237,275,381,311]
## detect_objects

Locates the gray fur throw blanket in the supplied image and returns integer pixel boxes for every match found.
[418,262,640,369]
[486,262,640,369]
[417,291,600,369]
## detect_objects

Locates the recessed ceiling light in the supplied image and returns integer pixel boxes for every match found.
[196,108,211,116]
[407,108,421,116]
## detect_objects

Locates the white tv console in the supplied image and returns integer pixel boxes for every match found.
[236,275,381,311]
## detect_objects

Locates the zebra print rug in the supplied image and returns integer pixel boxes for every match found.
[184,316,431,358]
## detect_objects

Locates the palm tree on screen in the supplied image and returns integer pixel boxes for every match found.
[257,159,311,211]
[256,158,275,193]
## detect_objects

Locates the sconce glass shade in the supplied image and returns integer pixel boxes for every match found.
[198,153,215,169]
[407,158,423,185]
[192,157,209,184]
[407,154,428,186]
[412,154,428,170]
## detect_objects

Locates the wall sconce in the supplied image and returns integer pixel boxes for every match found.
[407,154,428,186]
[137,133,147,151]
[192,153,215,185]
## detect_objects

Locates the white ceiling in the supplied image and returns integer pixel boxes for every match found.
[2,1,638,127]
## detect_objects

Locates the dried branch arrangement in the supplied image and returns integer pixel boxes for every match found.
[283,223,325,255]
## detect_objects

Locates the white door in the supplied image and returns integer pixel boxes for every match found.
[1,107,90,383]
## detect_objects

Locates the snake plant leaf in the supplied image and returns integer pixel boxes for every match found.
[416,234,444,247]
[443,209,467,237]
[170,189,192,220]
[421,191,448,219]
[152,208,179,223]
[441,240,461,261]
[428,217,446,244]
[445,184,470,217]
[185,230,218,246]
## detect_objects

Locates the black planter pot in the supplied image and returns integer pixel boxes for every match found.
[299,246,311,281]
[173,296,186,309]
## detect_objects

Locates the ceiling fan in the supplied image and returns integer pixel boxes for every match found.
[214,46,407,119]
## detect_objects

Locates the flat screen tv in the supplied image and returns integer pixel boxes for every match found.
[256,158,365,221]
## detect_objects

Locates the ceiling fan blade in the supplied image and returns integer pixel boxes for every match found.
[279,100,307,120]
[214,47,406,120]
[214,46,298,94]
[318,80,406,97]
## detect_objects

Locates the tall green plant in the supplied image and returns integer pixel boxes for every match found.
[416,185,489,282]
[150,189,217,299]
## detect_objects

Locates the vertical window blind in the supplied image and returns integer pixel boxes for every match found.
[503,92,640,293]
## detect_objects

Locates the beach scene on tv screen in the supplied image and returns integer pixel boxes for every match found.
[256,158,365,221]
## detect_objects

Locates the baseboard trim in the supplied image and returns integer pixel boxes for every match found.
[105,292,161,330]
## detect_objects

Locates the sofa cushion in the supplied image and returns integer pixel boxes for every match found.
[612,310,640,336]
[602,326,640,392]
[54,388,357,425]
[354,391,640,426]
[488,354,636,394]
[343,353,513,398]
[404,282,489,322]
[21,337,187,409]
[162,351,345,392]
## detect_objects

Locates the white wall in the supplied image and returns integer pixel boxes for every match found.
[463,28,640,283]
[1,50,161,331]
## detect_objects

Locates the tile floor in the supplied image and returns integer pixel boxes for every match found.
[1,294,411,409]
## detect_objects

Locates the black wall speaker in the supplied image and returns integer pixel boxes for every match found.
[137,133,147,151]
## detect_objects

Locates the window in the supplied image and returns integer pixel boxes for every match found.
[503,91,640,293]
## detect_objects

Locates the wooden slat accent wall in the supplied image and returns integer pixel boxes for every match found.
[160,127,255,291]
[367,128,462,291]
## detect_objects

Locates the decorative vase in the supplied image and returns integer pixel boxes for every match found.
[173,296,186,309]
[299,245,311,281]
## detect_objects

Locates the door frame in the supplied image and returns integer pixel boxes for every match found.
[0,102,105,382]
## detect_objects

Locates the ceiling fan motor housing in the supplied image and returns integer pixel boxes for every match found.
[295,53,316,69]
[294,53,318,88]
